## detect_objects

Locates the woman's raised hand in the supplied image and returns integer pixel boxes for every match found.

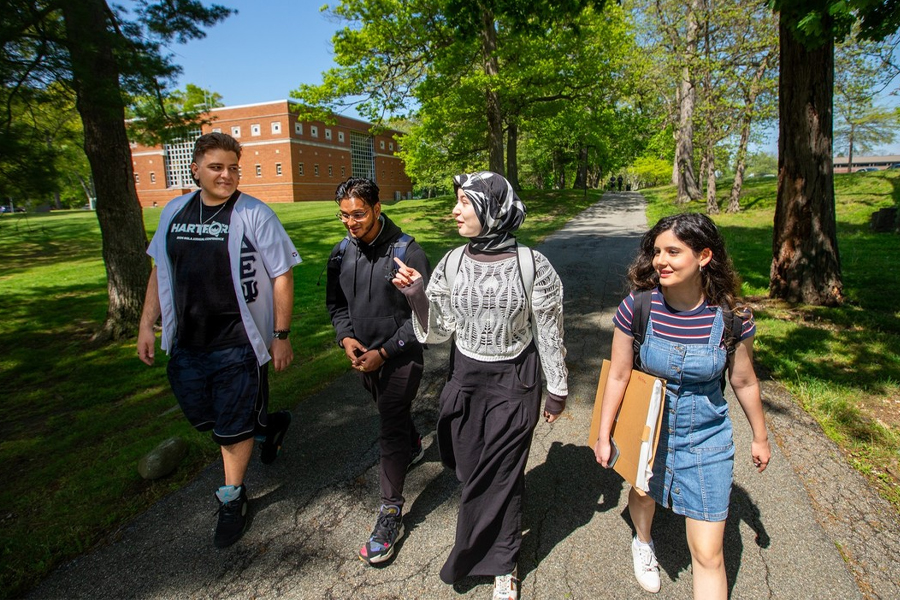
[391,257,421,289]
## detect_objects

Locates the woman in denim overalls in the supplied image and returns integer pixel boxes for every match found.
[593,213,771,599]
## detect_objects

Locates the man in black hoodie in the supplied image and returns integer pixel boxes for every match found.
[326,178,431,566]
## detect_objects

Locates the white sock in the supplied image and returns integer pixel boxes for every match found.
[634,536,654,549]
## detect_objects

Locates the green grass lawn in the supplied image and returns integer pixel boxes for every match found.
[642,171,900,510]
[0,188,601,598]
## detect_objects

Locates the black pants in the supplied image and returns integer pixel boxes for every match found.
[437,344,542,583]
[359,349,424,508]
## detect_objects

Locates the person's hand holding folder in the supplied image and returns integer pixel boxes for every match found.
[588,329,666,493]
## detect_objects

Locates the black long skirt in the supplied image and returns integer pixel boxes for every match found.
[437,343,542,583]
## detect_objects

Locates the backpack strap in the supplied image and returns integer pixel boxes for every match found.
[389,232,414,265]
[630,289,651,370]
[443,245,466,289]
[516,244,536,310]
[316,235,351,286]
[722,309,743,356]
[719,307,745,391]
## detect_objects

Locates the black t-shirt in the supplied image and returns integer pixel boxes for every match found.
[166,191,249,349]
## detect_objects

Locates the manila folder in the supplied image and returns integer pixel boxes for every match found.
[587,360,666,490]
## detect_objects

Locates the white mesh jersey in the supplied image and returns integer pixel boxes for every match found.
[414,249,568,397]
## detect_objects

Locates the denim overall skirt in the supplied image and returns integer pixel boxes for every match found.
[640,309,734,522]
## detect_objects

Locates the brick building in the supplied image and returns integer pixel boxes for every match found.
[129,99,413,207]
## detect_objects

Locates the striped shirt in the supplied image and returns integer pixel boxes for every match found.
[613,288,755,346]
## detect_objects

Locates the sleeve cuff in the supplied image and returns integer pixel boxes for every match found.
[544,393,567,415]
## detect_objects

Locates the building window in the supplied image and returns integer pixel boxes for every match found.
[212,128,222,133]
[338,131,345,143]
[328,165,333,177]
[134,173,140,184]
[314,164,320,177]
[276,163,282,176]
[389,142,394,151]
[231,126,241,138]
[150,172,156,184]
[325,129,332,140]
[163,129,201,188]
[341,166,346,177]
[350,131,374,180]
[311,126,318,138]
[294,122,303,135]
[271,121,281,134]
[255,164,262,177]
[380,140,385,150]
[298,162,304,176]
[251,124,261,136]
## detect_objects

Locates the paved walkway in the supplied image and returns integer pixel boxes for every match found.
[32,193,875,599]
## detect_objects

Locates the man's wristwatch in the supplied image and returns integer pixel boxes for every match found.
[273,329,290,340]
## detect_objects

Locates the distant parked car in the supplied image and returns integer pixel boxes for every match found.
[0,205,25,213]
[856,167,880,172]
[889,163,900,169]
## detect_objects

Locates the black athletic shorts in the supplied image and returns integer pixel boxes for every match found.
[167,342,269,445]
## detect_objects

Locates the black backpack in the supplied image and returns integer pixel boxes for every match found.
[630,289,742,390]
[318,232,414,285]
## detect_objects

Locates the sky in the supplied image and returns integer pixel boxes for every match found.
[162,1,344,110]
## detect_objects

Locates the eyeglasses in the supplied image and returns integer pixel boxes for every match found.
[336,210,369,223]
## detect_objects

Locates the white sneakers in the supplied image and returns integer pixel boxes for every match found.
[631,536,661,593]
[493,566,518,600]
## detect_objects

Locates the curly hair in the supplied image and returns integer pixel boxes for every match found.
[334,177,380,207]
[627,213,741,310]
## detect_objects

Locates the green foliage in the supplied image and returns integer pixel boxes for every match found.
[127,83,225,146]
[771,0,900,46]
[744,151,778,177]
[628,156,671,188]
[0,83,90,207]
[298,1,653,187]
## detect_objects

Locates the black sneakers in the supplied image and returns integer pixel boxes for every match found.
[358,504,404,565]
[214,484,249,549]
[260,410,292,465]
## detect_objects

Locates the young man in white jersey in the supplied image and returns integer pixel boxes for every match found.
[137,132,301,548]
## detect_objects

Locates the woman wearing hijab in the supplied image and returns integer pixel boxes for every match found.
[391,171,568,600]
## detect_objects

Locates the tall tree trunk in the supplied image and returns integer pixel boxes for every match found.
[574,145,588,190]
[698,153,708,195]
[728,116,751,213]
[770,19,842,306]
[847,127,854,173]
[730,54,771,213]
[706,138,718,214]
[675,0,702,204]
[553,151,565,189]
[506,121,520,190]
[62,0,151,339]
[480,8,504,176]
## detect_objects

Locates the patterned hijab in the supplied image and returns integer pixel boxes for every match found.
[453,171,526,253]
